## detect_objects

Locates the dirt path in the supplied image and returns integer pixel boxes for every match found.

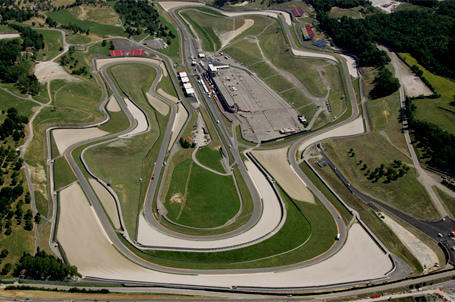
[219,19,254,49]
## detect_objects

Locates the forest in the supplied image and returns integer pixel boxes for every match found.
[0,27,42,95]
[114,0,175,40]
[310,0,455,79]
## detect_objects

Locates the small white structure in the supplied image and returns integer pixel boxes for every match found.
[181,76,190,83]
[178,71,188,78]
[183,82,193,89]
[198,53,206,58]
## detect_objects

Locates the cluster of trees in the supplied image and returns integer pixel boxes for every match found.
[407,100,455,174]
[0,108,28,141]
[114,0,175,42]
[0,1,37,22]
[310,0,455,79]
[59,46,88,76]
[9,24,44,50]
[0,30,41,95]
[369,67,400,99]
[349,149,409,183]
[179,137,196,148]
[13,249,79,280]
[60,23,90,35]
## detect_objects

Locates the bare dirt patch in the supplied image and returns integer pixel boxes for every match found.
[106,95,121,112]
[0,33,20,40]
[252,147,315,203]
[34,61,80,83]
[169,193,184,204]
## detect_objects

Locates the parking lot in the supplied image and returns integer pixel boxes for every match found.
[214,67,303,142]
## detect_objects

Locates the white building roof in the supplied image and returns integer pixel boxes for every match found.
[178,71,187,78]
[181,76,190,83]
[185,87,195,94]
[183,82,193,89]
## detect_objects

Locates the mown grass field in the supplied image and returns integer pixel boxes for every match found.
[122,188,338,269]
[47,9,126,37]
[35,29,62,61]
[98,110,130,134]
[195,146,225,173]
[157,14,180,59]
[165,158,239,228]
[70,4,121,26]
[400,53,455,134]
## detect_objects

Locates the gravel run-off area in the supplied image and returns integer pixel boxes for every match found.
[252,147,315,203]
[52,127,108,155]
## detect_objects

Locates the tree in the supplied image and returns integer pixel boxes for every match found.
[369,68,400,99]
[0,249,8,258]
[1,263,12,275]
[13,249,80,280]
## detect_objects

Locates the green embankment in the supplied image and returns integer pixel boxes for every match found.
[181,11,221,52]
[53,157,76,191]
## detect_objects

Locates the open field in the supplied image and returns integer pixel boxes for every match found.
[47,9,126,38]
[195,147,225,173]
[164,159,239,228]
[323,133,439,221]
[35,29,63,61]
[329,6,364,19]
[367,91,409,156]
[400,53,455,135]
[70,4,122,26]
[253,147,314,203]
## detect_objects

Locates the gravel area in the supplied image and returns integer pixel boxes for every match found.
[168,103,188,151]
[52,128,108,155]
[106,95,121,112]
[34,61,80,83]
[119,98,148,138]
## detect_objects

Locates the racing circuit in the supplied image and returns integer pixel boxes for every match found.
[32,1,455,297]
